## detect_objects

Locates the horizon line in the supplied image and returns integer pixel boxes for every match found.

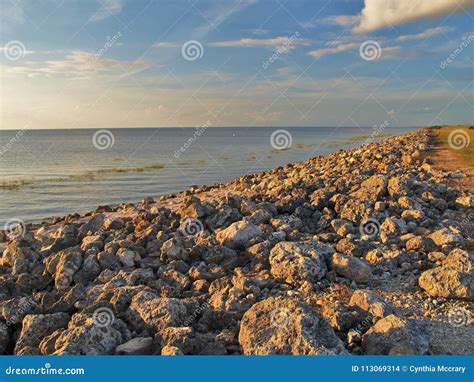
[0,124,448,132]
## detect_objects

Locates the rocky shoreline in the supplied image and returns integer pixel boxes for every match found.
[0,129,472,355]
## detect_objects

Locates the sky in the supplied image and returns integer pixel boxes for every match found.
[0,0,473,129]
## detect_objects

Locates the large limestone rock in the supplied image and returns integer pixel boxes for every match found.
[48,225,78,252]
[44,246,83,291]
[2,236,41,273]
[1,296,40,325]
[238,297,348,355]
[78,213,104,237]
[15,313,70,353]
[455,195,473,208]
[362,314,429,355]
[349,290,392,319]
[351,174,387,202]
[216,220,262,249]
[54,318,122,355]
[418,267,473,300]
[387,176,410,198]
[406,236,436,252]
[328,252,372,282]
[443,248,473,272]
[429,228,463,248]
[161,345,184,355]
[115,337,153,355]
[129,291,187,332]
[269,241,332,286]
[178,196,211,218]
[339,199,371,223]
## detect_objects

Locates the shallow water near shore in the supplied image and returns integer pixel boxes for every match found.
[0,126,418,225]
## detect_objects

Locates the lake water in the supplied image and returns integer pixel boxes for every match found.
[0,126,418,225]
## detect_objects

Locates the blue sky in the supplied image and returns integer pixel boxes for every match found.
[1,0,473,129]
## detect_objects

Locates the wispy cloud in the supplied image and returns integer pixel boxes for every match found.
[306,42,411,59]
[353,0,474,33]
[5,50,149,79]
[89,0,124,22]
[307,42,360,58]
[209,37,311,48]
[311,26,451,59]
[395,26,453,41]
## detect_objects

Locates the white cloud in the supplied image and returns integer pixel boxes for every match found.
[209,36,311,48]
[89,0,124,22]
[314,26,453,58]
[353,0,474,33]
[395,26,453,41]
[154,37,312,53]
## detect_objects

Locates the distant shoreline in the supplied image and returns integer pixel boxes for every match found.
[0,125,426,132]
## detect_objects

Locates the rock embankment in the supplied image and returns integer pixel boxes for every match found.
[0,129,472,355]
